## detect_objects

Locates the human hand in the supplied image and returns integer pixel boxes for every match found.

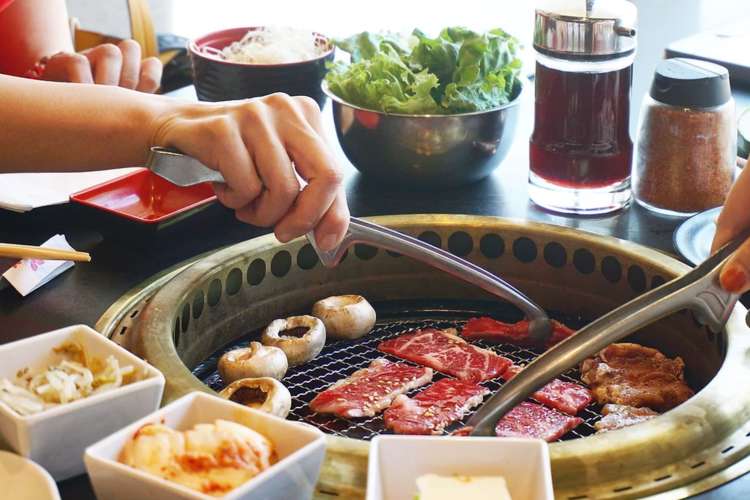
[151,93,349,251]
[711,165,750,293]
[40,40,162,92]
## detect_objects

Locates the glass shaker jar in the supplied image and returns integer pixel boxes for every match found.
[633,58,735,216]
[529,0,637,214]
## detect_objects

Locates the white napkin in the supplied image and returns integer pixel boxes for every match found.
[2,235,76,296]
[0,168,141,212]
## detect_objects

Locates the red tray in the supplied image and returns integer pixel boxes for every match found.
[70,168,217,224]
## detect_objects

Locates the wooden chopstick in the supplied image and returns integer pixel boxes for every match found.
[0,243,91,262]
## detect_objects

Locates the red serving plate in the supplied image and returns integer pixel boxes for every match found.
[70,168,217,224]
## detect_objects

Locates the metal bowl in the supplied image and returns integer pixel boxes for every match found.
[323,81,525,188]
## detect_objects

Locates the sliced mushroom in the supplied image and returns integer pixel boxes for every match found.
[219,377,292,418]
[312,295,376,340]
[218,342,288,383]
[261,315,325,366]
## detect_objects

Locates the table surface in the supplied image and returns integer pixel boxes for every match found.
[2,79,750,499]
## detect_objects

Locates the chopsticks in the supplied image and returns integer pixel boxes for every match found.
[0,243,91,262]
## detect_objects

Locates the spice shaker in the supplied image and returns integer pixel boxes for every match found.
[633,58,735,216]
[529,0,637,215]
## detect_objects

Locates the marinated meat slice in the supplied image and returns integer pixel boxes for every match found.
[309,358,433,418]
[502,364,592,415]
[580,343,694,412]
[595,404,659,433]
[494,402,583,442]
[462,317,576,348]
[384,379,489,435]
[378,328,512,383]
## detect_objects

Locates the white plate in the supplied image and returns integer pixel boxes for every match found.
[367,435,553,500]
[0,451,60,500]
[85,391,326,500]
[0,325,165,480]
[673,207,722,265]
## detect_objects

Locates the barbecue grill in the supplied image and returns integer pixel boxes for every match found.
[98,215,750,499]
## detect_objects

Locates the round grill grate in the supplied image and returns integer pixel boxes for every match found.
[193,301,601,441]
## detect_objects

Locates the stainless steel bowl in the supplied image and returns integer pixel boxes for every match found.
[324,80,525,188]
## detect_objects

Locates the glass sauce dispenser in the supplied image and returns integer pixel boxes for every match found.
[529,0,637,214]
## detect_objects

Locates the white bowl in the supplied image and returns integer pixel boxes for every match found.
[84,391,326,500]
[0,450,60,500]
[0,325,165,480]
[367,435,553,500]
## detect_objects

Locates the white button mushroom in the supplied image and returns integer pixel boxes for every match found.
[312,295,376,340]
[219,377,292,418]
[261,315,326,366]
[218,342,288,383]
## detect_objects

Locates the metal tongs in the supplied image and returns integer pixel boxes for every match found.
[147,147,553,343]
[466,233,748,436]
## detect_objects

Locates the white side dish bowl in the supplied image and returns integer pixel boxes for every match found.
[0,450,61,500]
[84,391,326,500]
[366,435,553,500]
[0,324,165,481]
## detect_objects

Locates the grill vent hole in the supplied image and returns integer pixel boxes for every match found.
[613,486,633,493]
[271,250,292,277]
[418,231,442,249]
[207,279,222,306]
[181,303,190,332]
[448,231,473,256]
[627,265,647,293]
[480,234,504,259]
[297,244,319,270]
[654,475,672,482]
[513,237,537,263]
[129,309,139,318]
[226,268,242,295]
[573,248,595,274]
[722,446,735,454]
[192,290,204,319]
[691,461,706,468]
[174,318,181,348]
[354,244,378,260]
[247,259,266,285]
[543,242,567,268]
[601,256,622,283]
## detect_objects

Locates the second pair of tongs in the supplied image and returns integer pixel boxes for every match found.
[466,232,748,436]
[147,147,553,343]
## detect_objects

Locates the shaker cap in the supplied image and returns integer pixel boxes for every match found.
[650,58,731,108]
[534,0,637,60]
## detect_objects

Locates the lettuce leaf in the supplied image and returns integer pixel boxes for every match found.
[326,27,521,114]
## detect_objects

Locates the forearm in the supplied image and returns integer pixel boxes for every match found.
[0,0,74,76]
[0,75,184,172]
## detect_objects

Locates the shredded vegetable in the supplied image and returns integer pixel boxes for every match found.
[0,342,139,416]
[220,27,324,64]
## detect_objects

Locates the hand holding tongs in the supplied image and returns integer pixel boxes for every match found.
[466,232,749,436]
[146,147,553,343]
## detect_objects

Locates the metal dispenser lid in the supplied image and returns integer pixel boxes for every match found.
[534,0,637,60]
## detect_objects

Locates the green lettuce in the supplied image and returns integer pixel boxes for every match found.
[326,27,522,115]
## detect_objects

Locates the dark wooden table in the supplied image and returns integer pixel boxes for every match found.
[1,84,749,499]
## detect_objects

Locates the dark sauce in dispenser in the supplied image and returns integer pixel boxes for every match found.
[530,62,633,188]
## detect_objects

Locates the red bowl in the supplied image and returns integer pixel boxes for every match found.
[188,27,335,106]
[70,169,216,224]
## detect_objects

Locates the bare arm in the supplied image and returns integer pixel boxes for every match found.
[0,75,349,249]
[0,74,169,171]
[0,0,73,76]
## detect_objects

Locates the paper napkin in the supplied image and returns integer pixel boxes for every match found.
[0,168,141,213]
[3,235,76,296]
